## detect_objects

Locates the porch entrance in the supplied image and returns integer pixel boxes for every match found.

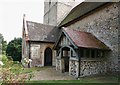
[62,47,70,72]
[64,56,69,72]
[44,47,52,66]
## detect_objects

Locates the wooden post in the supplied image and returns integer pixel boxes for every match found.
[78,49,81,78]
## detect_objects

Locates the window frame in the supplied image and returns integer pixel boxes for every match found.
[80,48,105,59]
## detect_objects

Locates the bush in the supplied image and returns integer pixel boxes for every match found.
[1,55,27,84]
[2,55,8,64]
[6,38,22,62]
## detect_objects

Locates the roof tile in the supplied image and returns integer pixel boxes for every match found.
[26,21,60,42]
[64,28,110,50]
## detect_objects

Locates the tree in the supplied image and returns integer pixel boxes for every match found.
[6,38,22,62]
[0,33,7,55]
[2,39,7,55]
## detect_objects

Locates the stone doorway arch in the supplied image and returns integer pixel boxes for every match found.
[44,47,52,66]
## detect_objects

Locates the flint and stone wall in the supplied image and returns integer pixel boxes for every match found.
[67,3,119,73]
[56,58,79,77]
[23,42,55,67]
[80,60,107,77]
[56,58,65,72]
[56,58,61,71]
[56,58,108,77]
[69,60,79,77]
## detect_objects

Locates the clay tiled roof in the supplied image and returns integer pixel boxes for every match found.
[63,28,110,50]
[26,21,60,42]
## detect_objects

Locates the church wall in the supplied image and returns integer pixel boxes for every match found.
[57,2,75,25]
[22,41,30,67]
[44,13,49,25]
[67,3,119,74]
[44,0,57,15]
[22,31,30,67]
[30,42,55,67]
[44,1,57,26]
[48,5,57,26]
[44,1,50,15]
[69,60,79,78]
[30,43,41,67]
[56,58,61,71]
[50,0,57,8]
[39,43,55,66]
[80,60,107,77]
[44,0,76,26]
[56,55,80,78]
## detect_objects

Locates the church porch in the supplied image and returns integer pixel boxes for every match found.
[54,28,110,78]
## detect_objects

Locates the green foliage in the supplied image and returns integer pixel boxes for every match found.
[2,40,7,54]
[2,55,9,65]
[1,55,27,83]
[0,33,7,55]
[6,37,22,62]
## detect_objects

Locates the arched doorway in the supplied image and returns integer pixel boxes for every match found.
[58,46,76,73]
[44,47,52,66]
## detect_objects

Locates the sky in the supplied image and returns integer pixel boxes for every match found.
[0,0,44,43]
[0,0,84,43]
[0,0,118,78]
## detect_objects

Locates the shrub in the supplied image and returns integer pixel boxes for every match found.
[6,38,22,62]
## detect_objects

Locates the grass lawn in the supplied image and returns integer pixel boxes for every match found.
[26,75,118,83]
[0,55,119,84]
[25,76,119,85]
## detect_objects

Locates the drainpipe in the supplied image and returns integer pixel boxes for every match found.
[78,49,81,78]
[28,41,31,68]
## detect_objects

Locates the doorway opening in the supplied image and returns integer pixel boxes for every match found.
[62,47,70,72]
[44,47,52,66]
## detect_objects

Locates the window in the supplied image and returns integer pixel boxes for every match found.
[80,48,105,58]
[49,2,51,5]
[49,0,51,6]
[85,49,90,58]
[91,49,95,58]
[79,49,84,58]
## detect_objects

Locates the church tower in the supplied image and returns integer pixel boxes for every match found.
[44,0,76,26]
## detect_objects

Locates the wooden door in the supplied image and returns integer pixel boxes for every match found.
[44,47,52,66]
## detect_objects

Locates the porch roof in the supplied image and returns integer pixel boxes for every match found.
[56,28,110,50]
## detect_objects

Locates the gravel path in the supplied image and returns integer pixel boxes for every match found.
[30,67,75,80]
